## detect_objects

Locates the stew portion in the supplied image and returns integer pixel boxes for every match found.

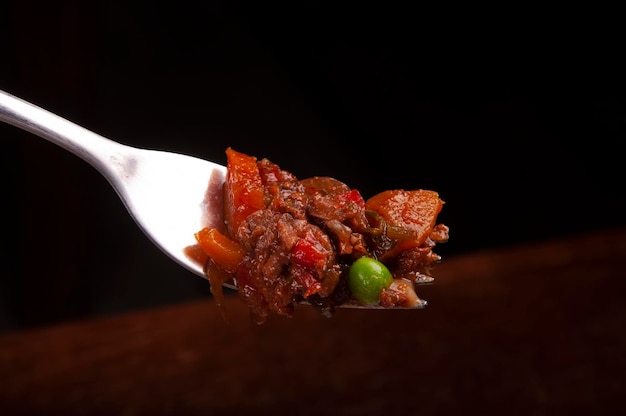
[194,148,449,324]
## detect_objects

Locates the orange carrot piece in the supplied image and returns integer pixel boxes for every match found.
[194,227,244,273]
[366,189,444,249]
[224,147,265,237]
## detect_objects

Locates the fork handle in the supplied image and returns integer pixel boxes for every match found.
[0,89,128,177]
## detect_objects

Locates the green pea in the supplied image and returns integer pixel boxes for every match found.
[348,257,393,304]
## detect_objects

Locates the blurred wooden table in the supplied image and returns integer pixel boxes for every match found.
[2,227,625,415]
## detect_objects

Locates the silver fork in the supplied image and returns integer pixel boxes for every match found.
[0,89,429,310]
[0,89,227,283]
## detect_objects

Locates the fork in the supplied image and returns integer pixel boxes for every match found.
[0,89,429,310]
[0,89,227,284]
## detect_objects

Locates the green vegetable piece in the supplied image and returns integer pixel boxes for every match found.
[348,257,393,304]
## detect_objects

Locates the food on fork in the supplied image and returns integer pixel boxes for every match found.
[192,148,449,324]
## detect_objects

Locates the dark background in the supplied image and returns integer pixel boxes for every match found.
[1,2,624,331]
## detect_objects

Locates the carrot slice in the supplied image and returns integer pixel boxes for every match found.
[223,147,265,237]
[194,227,244,273]
[366,189,444,251]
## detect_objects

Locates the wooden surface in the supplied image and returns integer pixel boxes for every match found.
[1,227,625,415]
